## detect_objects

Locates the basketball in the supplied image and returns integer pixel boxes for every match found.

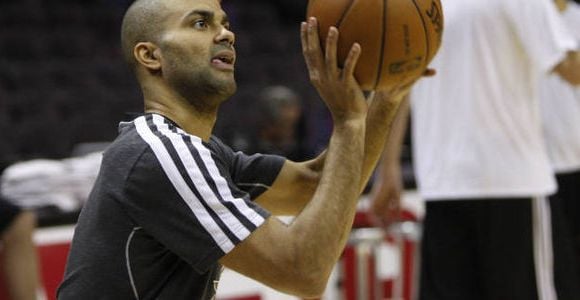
[307,0,444,91]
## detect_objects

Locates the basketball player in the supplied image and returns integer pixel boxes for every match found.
[56,0,417,298]
[0,197,42,300]
[540,0,580,290]
[369,0,580,299]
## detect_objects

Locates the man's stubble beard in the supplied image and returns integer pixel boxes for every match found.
[166,58,237,113]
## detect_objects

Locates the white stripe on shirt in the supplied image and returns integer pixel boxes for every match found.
[151,115,256,239]
[134,116,235,253]
[156,115,266,227]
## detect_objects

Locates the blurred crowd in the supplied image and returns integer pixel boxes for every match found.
[0,0,335,174]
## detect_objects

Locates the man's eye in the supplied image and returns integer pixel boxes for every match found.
[193,20,208,29]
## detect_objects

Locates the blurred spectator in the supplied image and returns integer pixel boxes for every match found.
[230,85,315,161]
[370,0,580,299]
[539,0,580,284]
[0,197,44,300]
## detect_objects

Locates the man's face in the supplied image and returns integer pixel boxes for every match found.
[157,0,236,106]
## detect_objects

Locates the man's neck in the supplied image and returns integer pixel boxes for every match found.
[144,96,218,141]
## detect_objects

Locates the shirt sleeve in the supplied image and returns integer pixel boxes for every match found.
[123,114,273,273]
[502,0,577,74]
[210,136,286,199]
[231,151,286,198]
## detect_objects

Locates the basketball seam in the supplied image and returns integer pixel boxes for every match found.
[374,0,388,90]
[336,0,356,28]
[411,0,430,69]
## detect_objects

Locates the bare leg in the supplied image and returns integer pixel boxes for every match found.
[1,211,41,300]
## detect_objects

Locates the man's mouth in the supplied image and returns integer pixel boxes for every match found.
[211,51,235,70]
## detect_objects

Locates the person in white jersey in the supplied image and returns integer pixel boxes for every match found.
[369,0,580,299]
[540,0,580,286]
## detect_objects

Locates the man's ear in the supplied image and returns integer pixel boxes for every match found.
[134,42,162,72]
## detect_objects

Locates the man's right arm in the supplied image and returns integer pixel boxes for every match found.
[220,116,365,297]
[219,18,370,298]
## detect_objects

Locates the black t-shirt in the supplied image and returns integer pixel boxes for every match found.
[58,113,285,299]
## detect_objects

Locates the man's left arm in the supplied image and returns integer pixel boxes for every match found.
[256,86,411,216]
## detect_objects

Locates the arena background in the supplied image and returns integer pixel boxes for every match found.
[0,0,327,168]
[7,0,574,299]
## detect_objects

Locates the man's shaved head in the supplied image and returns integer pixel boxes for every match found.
[121,0,169,67]
[120,0,235,106]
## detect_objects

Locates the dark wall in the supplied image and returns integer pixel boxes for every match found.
[0,0,330,171]
[0,0,140,169]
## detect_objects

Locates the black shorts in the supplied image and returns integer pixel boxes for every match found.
[419,197,580,300]
[0,197,21,234]
[553,170,580,239]
[552,170,580,298]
